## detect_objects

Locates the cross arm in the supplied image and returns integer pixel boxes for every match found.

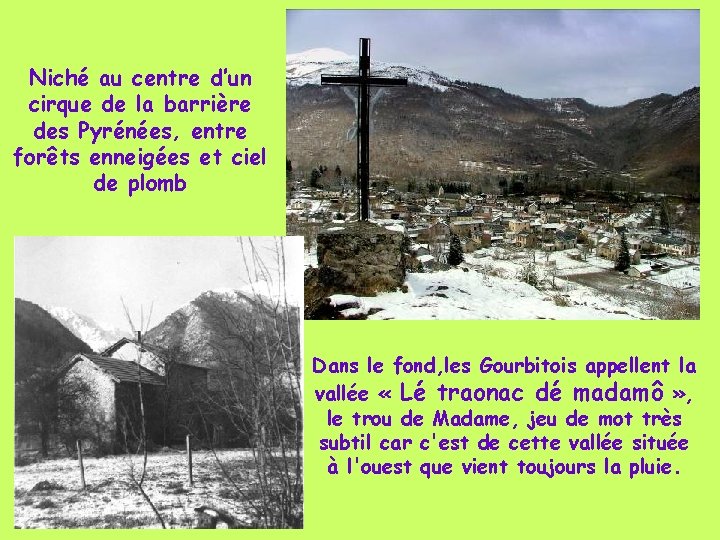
[321,75,361,85]
[321,75,409,87]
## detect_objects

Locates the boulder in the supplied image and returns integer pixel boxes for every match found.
[316,221,406,295]
[305,222,408,318]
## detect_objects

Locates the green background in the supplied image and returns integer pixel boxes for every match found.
[1,1,717,538]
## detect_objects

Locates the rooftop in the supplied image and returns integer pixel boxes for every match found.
[77,353,165,386]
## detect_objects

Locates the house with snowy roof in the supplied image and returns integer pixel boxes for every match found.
[596,233,619,260]
[628,264,653,278]
[540,194,561,204]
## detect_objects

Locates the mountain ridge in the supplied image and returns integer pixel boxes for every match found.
[42,305,129,353]
[286,50,699,195]
[144,287,299,367]
[15,299,94,381]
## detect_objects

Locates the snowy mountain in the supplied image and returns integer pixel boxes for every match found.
[144,286,300,365]
[15,299,93,377]
[42,305,129,353]
[206,280,299,307]
[286,47,454,91]
[286,48,699,194]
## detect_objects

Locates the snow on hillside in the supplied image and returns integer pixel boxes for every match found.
[311,248,699,320]
[329,269,648,320]
[287,47,352,64]
[287,47,453,91]
[43,306,128,352]
[649,264,699,290]
[201,281,300,308]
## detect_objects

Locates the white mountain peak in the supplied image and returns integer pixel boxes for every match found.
[286,48,452,92]
[42,305,129,353]
[191,280,299,309]
[287,48,353,63]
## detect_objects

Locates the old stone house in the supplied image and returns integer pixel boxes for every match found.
[541,194,561,204]
[58,339,209,452]
[554,229,578,251]
[596,235,619,260]
[449,219,485,240]
[651,235,698,257]
[596,234,642,264]
[516,232,537,249]
[417,222,450,244]
[508,219,531,234]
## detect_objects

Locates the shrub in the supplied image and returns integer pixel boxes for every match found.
[518,263,539,287]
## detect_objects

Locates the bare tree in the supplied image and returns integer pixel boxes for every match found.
[193,238,303,528]
[653,287,700,320]
[119,300,166,529]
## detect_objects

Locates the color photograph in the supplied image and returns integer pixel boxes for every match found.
[287,10,700,320]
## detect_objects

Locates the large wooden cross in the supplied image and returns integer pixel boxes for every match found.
[321,38,407,221]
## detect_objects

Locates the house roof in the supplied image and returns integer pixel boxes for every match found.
[75,353,165,386]
[100,337,136,356]
[651,235,686,246]
[100,338,208,371]
[451,219,484,226]
[631,264,653,274]
[556,230,577,241]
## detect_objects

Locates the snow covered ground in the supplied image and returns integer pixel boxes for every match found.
[648,264,699,289]
[331,269,648,320]
[15,449,300,529]
[311,246,699,320]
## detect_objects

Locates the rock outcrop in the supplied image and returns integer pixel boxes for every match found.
[305,222,408,318]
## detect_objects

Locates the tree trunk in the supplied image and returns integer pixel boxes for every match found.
[40,421,50,457]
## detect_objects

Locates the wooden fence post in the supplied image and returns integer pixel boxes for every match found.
[186,434,194,487]
[76,440,86,490]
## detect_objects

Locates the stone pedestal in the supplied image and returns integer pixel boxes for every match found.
[305,222,408,317]
[316,221,406,295]
[305,221,407,319]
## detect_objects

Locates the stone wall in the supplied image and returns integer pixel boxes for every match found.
[63,359,116,451]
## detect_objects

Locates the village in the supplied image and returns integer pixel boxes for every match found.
[288,173,700,319]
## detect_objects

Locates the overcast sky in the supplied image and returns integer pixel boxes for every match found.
[15,237,303,330]
[287,10,699,106]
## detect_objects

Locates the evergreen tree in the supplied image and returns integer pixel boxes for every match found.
[660,198,671,235]
[286,158,292,180]
[447,233,464,266]
[615,231,630,271]
[498,178,508,196]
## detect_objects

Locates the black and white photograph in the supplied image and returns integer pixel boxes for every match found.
[287,10,700,320]
[14,236,303,528]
